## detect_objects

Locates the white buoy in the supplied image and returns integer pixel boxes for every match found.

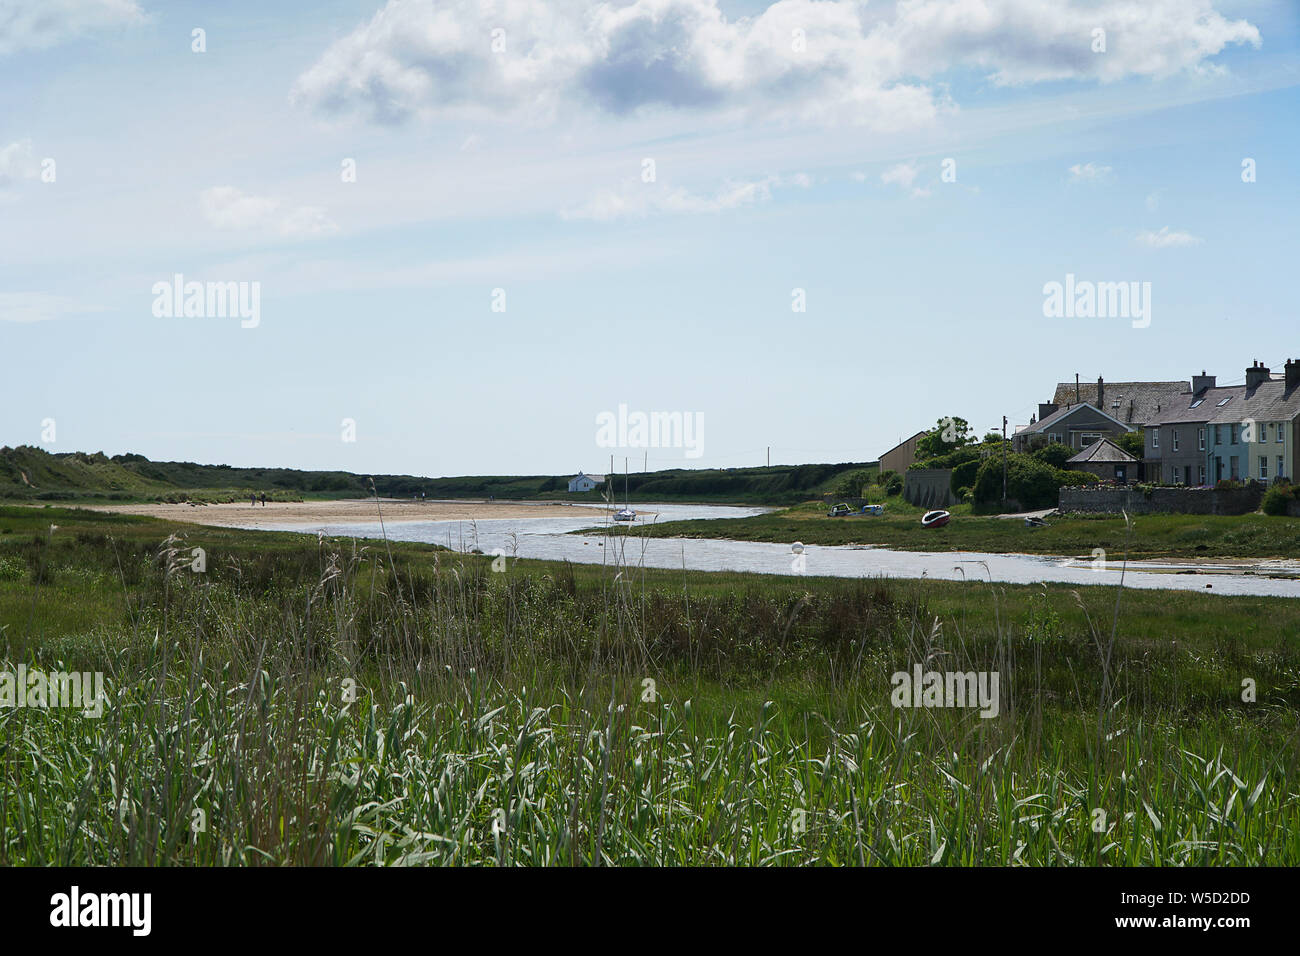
[791,542,805,554]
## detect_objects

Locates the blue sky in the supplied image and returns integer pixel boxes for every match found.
[2,0,1297,477]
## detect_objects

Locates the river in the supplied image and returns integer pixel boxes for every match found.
[244,502,1300,598]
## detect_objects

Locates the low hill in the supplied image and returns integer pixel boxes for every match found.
[0,445,874,506]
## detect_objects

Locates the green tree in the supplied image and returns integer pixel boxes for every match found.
[915,416,973,459]
[1115,430,1145,459]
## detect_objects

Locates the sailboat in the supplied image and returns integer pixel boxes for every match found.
[614,458,636,521]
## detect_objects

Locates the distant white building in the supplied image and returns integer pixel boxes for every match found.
[567,472,602,493]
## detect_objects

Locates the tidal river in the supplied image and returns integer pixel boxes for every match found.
[244,502,1300,598]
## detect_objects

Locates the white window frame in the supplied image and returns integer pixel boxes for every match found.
[1278,423,1286,443]
[1151,428,1159,449]
[1198,427,1206,451]
[1172,429,1180,452]
[1260,456,1268,479]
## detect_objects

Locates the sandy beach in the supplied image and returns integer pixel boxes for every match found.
[77,498,609,529]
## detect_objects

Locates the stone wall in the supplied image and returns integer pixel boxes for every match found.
[904,469,956,509]
[1059,484,1264,516]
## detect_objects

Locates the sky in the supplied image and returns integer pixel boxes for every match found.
[1,0,1298,478]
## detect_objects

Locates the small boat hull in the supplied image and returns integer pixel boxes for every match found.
[921,510,951,529]
[613,509,636,522]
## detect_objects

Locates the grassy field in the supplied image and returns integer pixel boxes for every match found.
[2,504,1298,865]
[1,445,873,507]
[603,499,1300,560]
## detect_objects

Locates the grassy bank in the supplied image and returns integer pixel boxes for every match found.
[2,506,1298,865]
[1,445,872,507]
[603,500,1300,560]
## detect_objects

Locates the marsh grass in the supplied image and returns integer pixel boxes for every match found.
[0,505,1297,865]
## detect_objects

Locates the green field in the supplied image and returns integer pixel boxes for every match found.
[2,504,1297,865]
[0,445,872,507]
[600,499,1300,561]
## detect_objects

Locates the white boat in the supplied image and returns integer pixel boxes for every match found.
[614,508,636,522]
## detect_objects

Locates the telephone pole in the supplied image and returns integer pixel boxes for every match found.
[1002,416,1008,509]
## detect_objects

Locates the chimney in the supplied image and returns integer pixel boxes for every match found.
[1191,370,1216,394]
[1038,403,1059,421]
[1075,373,1080,404]
[1096,376,1104,410]
[1287,359,1300,391]
[1245,361,1271,390]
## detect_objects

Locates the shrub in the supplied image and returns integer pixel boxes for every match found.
[1263,483,1299,517]
[972,454,1062,510]
[832,469,873,498]
[1032,443,1075,468]
[950,459,980,497]
[1056,469,1099,487]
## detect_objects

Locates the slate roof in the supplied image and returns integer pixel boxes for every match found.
[1205,378,1300,425]
[1051,381,1189,426]
[1147,386,1248,426]
[1025,402,1131,434]
[1067,438,1137,464]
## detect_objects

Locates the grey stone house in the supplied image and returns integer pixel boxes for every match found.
[1013,402,1133,454]
[1144,373,1244,486]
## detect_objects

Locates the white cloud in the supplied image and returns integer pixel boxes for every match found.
[199,187,339,239]
[0,139,39,186]
[1136,226,1202,248]
[1068,161,1112,182]
[0,0,142,57]
[881,161,930,197]
[290,0,1259,129]
[562,173,807,221]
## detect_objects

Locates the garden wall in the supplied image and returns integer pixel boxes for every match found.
[904,469,956,509]
[1059,485,1264,516]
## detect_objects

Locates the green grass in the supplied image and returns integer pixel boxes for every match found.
[605,499,1300,560]
[2,505,1298,865]
[1,445,874,507]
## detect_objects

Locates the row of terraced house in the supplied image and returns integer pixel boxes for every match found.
[1013,359,1300,486]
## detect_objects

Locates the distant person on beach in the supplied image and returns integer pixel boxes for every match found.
[259,492,266,506]
[250,493,256,507]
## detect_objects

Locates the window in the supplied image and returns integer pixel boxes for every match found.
[1190,399,1204,409]
[1261,457,1269,479]
[1172,429,1180,452]
[1151,429,1159,449]
[1215,425,1223,445]
[1231,425,1239,445]
[1198,427,1206,451]
[1279,456,1286,479]
[1278,423,1286,443]
[1080,433,1101,447]
[1169,466,1178,484]
[1198,466,1206,485]
[1217,397,1232,407]
[1049,432,1061,444]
